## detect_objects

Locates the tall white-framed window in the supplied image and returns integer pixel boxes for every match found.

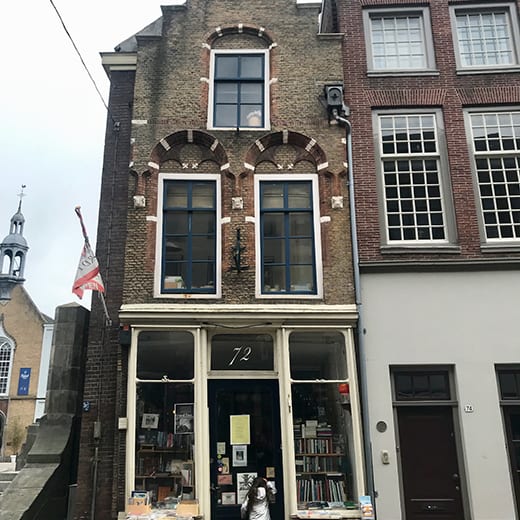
[155,173,222,298]
[363,8,436,73]
[254,174,323,298]
[450,4,520,71]
[208,49,270,131]
[466,109,520,242]
[0,337,14,396]
[374,110,455,245]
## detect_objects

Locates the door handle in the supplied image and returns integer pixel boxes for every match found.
[210,484,221,492]
[452,473,459,481]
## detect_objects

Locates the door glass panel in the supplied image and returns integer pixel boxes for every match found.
[211,334,274,371]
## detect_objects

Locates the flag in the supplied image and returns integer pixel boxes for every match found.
[72,206,105,299]
[72,241,105,299]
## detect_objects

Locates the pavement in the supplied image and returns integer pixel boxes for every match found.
[0,460,16,473]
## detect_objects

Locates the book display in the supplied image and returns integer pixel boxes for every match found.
[135,382,195,507]
[292,384,351,507]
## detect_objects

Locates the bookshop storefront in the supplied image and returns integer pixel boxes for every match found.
[120,304,365,519]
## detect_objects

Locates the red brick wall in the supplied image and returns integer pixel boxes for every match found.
[338,0,520,265]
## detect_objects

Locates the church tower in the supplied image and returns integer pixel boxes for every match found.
[0,189,28,300]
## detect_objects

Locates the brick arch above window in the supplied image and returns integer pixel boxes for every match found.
[148,130,230,174]
[205,24,275,49]
[243,130,329,174]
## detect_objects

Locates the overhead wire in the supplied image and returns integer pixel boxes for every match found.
[48,0,117,125]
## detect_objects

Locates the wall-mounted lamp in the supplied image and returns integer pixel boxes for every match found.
[231,228,249,272]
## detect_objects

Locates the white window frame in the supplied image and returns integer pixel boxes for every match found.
[363,7,436,74]
[464,107,520,245]
[254,174,323,299]
[207,49,270,131]
[373,109,456,247]
[154,173,222,298]
[0,337,14,397]
[450,3,520,72]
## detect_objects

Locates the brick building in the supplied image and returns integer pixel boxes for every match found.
[74,1,369,519]
[0,200,53,459]
[337,0,520,519]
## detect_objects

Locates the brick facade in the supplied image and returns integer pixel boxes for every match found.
[338,0,520,266]
[75,2,356,518]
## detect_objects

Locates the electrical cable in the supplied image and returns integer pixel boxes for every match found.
[48,0,117,125]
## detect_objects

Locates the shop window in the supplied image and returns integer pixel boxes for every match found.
[159,175,220,295]
[135,331,195,508]
[289,332,355,507]
[256,176,322,297]
[208,50,269,130]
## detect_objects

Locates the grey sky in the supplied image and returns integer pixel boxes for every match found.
[1,1,175,317]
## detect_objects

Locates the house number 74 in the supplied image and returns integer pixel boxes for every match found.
[229,346,252,366]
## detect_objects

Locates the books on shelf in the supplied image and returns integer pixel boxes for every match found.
[296,476,346,503]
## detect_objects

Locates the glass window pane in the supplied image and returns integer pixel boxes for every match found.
[191,262,214,288]
[264,265,286,292]
[215,83,238,104]
[240,56,264,78]
[262,184,285,209]
[137,331,194,380]
[240,105,263,127]
[290,214,312,235]
[215,56,238,78]
[288,183,312,208]
[211,334,274,370]
[164,212,188,235]
[292,383,353,505]
[164,236,187,261]
[241,83,263,103]
[192,183,215,208]
[290,265,314,291]
[290,332,347,380]
[165,183,188,207]
[191,213,215,234]
[135,382,195,506]
[264,238,286,263]
[263,214,284,237]
[290,239,313,263]
[214,105,238,127]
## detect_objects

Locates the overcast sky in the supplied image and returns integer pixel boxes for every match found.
[1,1,182,317]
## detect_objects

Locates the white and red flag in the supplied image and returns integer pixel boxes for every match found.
[72,207,105,299]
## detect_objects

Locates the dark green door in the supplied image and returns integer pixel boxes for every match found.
[208,379,284,520]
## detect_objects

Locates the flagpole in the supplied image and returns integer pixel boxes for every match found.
[74,206,111,326]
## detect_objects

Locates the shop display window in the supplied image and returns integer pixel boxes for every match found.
[289,332,355,508]
[135,331,195,508]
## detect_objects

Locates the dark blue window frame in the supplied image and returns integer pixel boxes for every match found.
[162,180,216,294]
[260,181,317,295]
[213,53,265,129]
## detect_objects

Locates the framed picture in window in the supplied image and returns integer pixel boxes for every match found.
[174,403,194,434]
[141,413,159,429]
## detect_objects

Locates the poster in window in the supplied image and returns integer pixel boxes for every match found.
[174,403,194,434]
[233,445,247,467]
[237,472,257,504]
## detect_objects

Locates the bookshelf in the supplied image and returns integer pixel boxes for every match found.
[135,444,194,504]
[292,384,350,507]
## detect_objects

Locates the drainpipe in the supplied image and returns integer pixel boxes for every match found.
[334,111,375,502]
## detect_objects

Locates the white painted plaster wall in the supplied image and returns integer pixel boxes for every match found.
[361,270,520,520]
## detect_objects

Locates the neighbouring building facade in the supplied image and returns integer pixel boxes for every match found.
[338,0,520,519]
[0,200,53,458]
[74,2,369,519]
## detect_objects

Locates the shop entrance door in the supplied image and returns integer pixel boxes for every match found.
[208,379,284,520]
[397,407,465,519]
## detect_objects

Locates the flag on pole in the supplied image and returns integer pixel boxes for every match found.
[72,207,105,299]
